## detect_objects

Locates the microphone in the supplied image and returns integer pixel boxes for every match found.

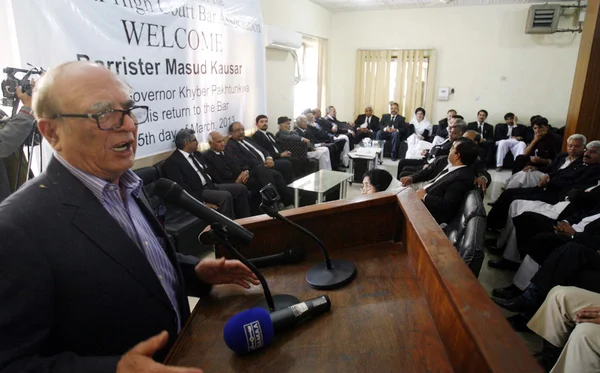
[223,295,331,354]
[155,179,299,312]
[248,247,306,268]
[259,184,357,290]
[154,179,253,245]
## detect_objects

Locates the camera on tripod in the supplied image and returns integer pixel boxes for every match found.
[1,65,45,108]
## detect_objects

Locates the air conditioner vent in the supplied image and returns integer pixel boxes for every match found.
[525,5,561,34]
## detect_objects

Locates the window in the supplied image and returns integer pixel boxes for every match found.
[293,36,325,117]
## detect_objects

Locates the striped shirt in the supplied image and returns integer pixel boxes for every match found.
[54,154,181,330]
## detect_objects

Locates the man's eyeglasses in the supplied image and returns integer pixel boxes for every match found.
[585,148,599,154]
[52,105,149,131]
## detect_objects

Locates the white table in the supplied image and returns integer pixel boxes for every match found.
[288,170,353,208]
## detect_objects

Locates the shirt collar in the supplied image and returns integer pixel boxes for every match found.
[211,149,223,155]
[54,153,142,202]
[179,149,191,158]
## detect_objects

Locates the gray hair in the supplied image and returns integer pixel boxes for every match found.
[568,133,587,145]
[301,108,312,116]
[207,131,220,143]
[296,115,307,123]
[365,105,373,110]
[587,140,600,149]
[454,119,468,134]
[174,128,196,150]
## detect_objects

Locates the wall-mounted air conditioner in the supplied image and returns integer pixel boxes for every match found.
[525,4,561,34]
[265,25,302,52]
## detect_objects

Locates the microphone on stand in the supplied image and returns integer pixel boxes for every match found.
[154,179,299,311]
[248,247,306,268]
[259,184,357,290]
[223,295,331,354]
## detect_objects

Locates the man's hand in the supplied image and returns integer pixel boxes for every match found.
[16,86,32,108]
[523,165,538,172]
[400,176,413,186]
[302,138,311,146]
[331,125,338,133]
[475,176,487,193]
[530,156,548,165]
[281,151,292,158]
[235,170,249,184]
[348,122,355,127]
[514,115,519,124]
[117,331,204,373]
[264,158,275,168]
[538,174,550,188]
[205,203,219,210]
[554,221,576,237]
[576,307,600,325]
[533,132,546,143]
[195,257,259,289]
[415,188,427,200]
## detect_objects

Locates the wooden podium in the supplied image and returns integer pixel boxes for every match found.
[166,189,543,373]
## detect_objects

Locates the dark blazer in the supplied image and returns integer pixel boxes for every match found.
[467,122,494,141]
[422,166,476,224]
[540,153,583,174]
[379,113,406,132]
[202,149,244,184]
[354,114,380,133]
[412,155,491,189]
[493,123,527,142]
[225,137,270,170]
[252,130,283,159]
[319,116,354,136]
[436,118,450,138]
[296,125,331,143]
[162,149,214,202]
[426,138,453,161]
[0,157,210,372]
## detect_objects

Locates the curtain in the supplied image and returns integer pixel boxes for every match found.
[317,38,328,111]
[355,49,436,119]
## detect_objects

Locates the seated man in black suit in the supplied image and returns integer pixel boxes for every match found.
[318,105,356,144]
[376,101,407,161]
[467,109,494,164]
[203,131,294,208]
[252,114,308,178]
[0,61,258,373]
[225,121,294,184]
[400,130,492,193]
[432,109,456,146]
[413,137,479,224]
[512,117,562,174]
[354,105,379,144]
[396,120,467,178]
[276,116,331,171]
[162,129,250,220]
[295,113,344,169]
[493,112,527,171]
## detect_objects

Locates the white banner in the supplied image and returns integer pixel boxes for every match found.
[10,0,266,158]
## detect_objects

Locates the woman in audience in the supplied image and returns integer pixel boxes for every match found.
[361,169,402,194]
[405,107,433,159]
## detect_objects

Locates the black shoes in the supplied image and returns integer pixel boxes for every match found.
[488,259,520,271]
[492,284,524,299]
[492,284,543,314]
[533,341,562,372]
[506,314,533,334]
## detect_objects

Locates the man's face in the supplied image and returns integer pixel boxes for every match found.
[306,113,314,123]
[210,133,226,152]
[477,111,487,122]
[448,142,461,165]
[328,107,337,117]
[257,117,268,131]
[280,120,291,131]
[365,107,373,116]
[505,116,515,126]
[447,111,456,121]
[390,104,399,116]
[230,123,245,141]
[449,117,457,126]
[184,137,198,153]
[416,111,424,122]
[583,147,600,165]
[297,118,308,129]
[43,64,137,183]
[534,124,548,136]
[449,126,463,141]
[567,139,585,158]
[314,108,321,118]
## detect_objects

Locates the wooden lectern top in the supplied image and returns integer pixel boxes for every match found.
[166,190,543,373]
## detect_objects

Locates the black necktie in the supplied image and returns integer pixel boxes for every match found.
[266,133,280,153]
[367,117,370,126]
[241,141,262,160]
[479,124,483,133]
[391,115,395,123]
[431,168,449,184]
[189,154,215,189]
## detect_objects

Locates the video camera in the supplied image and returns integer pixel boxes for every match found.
[1,64,45,109]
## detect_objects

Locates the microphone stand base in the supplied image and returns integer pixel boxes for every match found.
[254,294,300,312]
[306,259,357,290]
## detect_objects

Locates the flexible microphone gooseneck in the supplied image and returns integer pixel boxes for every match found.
[259,202,357,290]
[223,295,331,354]
[248,247,306,268]
[154,179,299,311]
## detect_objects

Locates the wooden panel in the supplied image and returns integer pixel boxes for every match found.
[214,192,402,259]
[167,243,454,373]
[396,189,542,373]
[564,1,600,147]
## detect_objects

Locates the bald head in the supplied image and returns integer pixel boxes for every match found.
[208,131,226,152]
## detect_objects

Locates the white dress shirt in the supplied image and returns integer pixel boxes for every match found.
[179,149,208,185]
[240,139,266,161]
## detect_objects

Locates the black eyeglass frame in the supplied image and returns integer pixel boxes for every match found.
[52,105,149,131]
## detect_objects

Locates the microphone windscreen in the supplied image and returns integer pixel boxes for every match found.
[223,308,274,354]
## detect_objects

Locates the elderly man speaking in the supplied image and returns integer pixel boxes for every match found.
[0,62,259,373]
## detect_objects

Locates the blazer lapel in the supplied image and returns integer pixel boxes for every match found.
[48,159,176,311]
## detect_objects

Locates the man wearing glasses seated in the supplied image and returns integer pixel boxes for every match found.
[0,61,259,373]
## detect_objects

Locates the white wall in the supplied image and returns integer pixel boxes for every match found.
[260,0,332,130]
[329,4,581,126]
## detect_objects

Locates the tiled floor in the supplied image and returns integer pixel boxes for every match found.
[190,160,541,351]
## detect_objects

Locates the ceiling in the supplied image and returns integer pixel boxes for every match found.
[309,0,577,12]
